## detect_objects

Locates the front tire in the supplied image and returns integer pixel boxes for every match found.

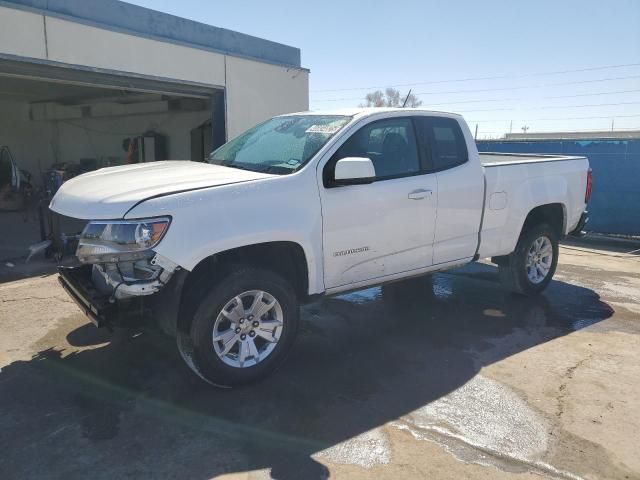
[177,266,299,387]
[499,223,559,296]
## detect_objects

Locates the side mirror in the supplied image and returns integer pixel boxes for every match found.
[333,157,376,185]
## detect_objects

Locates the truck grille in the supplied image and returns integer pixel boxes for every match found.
[48,210,88,257]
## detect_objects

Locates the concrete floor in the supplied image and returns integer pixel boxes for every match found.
[0,243,639,480]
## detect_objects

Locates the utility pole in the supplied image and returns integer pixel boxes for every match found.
[509,120,513,134]
[474,124,478,140]
[522,125,530,133]
[611,118,615,131]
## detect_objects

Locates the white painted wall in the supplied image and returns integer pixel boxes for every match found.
[225,56,309,139]
[0,6,47,59]
[44,16,227,87]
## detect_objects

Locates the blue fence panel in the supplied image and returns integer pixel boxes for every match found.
[477,139,640,236]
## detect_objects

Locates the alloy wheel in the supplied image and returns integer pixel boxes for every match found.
[526,235,553,284]
[212,290,284,368]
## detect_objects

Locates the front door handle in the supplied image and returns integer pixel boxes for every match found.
[408,189,433,200]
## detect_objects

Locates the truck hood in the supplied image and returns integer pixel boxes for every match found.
[49,161,274,219]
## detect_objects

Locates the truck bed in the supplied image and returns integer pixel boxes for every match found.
[478,151,589,259]
[480,152,583,167]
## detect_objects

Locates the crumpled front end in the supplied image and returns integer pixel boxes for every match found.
[54,212,185,332]
[90,253,178,301]
[58,252,183,331]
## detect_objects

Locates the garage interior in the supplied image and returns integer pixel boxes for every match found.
[0,61,226,261]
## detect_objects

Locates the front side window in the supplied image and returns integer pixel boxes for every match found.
[416,117,468,171]
[209,115,351,174]
[329,117,420,181]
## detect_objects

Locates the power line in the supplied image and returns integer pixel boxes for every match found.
[547,88,640,99]
[311,62,640,93]
[532,100,640,110]
[454,101,640,114]
[311,74,640,103]
[313,74,508,94]
[468,114,640,124]
[338,101,640,116]
[425,88,640,107]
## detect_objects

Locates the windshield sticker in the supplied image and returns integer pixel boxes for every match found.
[306,124,342,135]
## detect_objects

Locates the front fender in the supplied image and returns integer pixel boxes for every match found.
[125,170,325,295]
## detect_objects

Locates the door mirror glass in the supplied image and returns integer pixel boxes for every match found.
[333,157,376,185]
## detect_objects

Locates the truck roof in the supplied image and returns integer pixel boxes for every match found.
[285,107,465,119]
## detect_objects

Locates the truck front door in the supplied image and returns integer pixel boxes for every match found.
[318,117,438,290]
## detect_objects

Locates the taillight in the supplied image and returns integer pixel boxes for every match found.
[585,168,593,203]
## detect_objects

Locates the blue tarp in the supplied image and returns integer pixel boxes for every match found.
[476,139,640,236]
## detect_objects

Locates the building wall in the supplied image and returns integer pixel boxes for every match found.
[0,4,309,140]
[0,6,46,58]
[477,139,640,236]
[225,56,309,139]
[44,15,227,87]
[1,0,301,68]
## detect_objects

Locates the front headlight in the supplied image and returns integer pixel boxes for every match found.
[76,217,171,264]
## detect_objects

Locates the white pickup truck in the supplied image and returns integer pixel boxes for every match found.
[51,108,591,386]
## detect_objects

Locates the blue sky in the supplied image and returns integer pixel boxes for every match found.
[128,0,640,138]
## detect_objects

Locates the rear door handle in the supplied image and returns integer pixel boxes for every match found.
[408,189,433,200]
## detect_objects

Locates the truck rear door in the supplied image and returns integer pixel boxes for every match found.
[414,117,484,265]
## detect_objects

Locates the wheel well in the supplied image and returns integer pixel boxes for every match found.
[491,203,565,266]
[176,242,309,334]
[521,203,565,238]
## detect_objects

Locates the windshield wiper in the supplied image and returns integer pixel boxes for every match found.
[219,162,258,173]
[218,161,294,175]
[260,165,294,174]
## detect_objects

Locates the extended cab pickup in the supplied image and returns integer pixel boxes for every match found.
[51,108,591,386]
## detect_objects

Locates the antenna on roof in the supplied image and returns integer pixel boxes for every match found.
[402,89,412,108]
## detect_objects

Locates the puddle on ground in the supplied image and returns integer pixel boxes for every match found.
[314,427,391,468]
[391,375,584,479]
[337,288,381,304]
[310,374,585,478]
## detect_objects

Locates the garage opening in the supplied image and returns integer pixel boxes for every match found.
[0,61,226,262]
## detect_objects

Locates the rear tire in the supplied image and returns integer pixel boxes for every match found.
[499,223,559,296]
[177,266,299,387]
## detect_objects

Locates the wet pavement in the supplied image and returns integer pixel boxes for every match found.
[0,243,639,479]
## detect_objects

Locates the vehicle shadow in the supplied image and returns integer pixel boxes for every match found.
[0,263,614,479]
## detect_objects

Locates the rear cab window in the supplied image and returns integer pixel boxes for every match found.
[415,117,468,172]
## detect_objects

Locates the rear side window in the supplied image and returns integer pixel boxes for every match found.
[416,117,468,171]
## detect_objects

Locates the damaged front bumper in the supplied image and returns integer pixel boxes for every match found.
[58,265,117,328]
[90,253,179,301]
[58,254,186,333]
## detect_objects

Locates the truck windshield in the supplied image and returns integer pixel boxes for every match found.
[208,115,351,174]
